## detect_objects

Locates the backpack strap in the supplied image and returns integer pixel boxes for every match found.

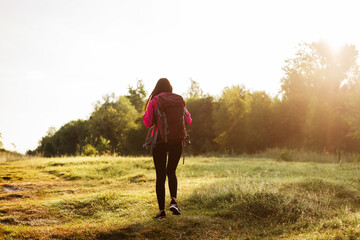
[182,140,185,164]
[182,108,186,164]
[156,107,169,143]
[150,105,158,154]
[150,129,158,155]
[143,105,159,154]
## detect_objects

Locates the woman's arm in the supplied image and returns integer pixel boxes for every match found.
[184,107,192,126]
[143,99,156,128]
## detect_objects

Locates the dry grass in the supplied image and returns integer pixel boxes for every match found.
[0,155,360,239]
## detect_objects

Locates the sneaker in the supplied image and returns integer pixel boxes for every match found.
[169,199,181,215]
[154,210,166,220]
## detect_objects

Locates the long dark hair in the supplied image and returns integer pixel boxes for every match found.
[143,78,173,111]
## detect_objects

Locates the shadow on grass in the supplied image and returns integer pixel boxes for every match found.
[87,177,360,240]
[97,215,230,240]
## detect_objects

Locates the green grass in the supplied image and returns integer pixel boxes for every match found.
[0,155,360,239]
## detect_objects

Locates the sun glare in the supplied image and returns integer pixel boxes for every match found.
[322,36,346,53]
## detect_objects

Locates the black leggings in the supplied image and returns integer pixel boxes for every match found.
[152,142,182,210]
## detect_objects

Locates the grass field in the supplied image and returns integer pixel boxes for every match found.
[0,154,360,239]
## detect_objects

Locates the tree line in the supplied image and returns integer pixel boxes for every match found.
[28,41,360,157]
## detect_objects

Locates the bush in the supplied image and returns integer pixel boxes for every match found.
[81,144,98,156]
[96,136,111,155]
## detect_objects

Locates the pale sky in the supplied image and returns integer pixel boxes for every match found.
[1,0,360,153]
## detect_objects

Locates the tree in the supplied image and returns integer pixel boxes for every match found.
[184,79,217,154]
[186,78,204,100]
[124,80,149,155]
[280,41,359,151]
[213,85,251,153]
[32,92,142,157]
[243,91,274,152]
[88,95,138,154]
[124,117,148,155]
[53,120,89,156]
[127,80,147,112]
[343,75,360,149]
[186,95,217,155]
[35,121,90,157]
[36,127,57,157]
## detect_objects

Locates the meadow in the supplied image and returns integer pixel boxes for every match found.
[0,153,360,240]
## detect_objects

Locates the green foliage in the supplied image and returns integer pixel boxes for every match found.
[31,41,360,157]
[88,95,138,154]
[186,78,204,99]
[38,129,57,157]
[186,95,217,155]
[281,41,360,152]
[81,144,98,156]
[123,118,148,155]
[242,91,274,152]
[126,80,147,112]
[96,136,111,155]
[213,85,251,153]
[36,121,89,157]
[344,79,360,141]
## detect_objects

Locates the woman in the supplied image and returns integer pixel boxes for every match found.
[143,78,192,220]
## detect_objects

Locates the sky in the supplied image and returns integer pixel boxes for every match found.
[1,0,360,153]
